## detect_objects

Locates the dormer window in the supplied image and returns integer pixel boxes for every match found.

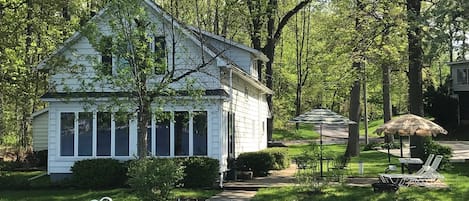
[153,36,167,74]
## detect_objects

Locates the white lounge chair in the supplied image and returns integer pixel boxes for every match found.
[379,155,444,186]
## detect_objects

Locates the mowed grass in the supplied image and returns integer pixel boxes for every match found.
[0,188,220,201]
[273,124,319,141]
[255,144,469,201]
[0,171,220,201]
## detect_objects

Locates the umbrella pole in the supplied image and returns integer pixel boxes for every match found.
[387,144,391,164]
[320,124,323,177]
[400,136,404,173]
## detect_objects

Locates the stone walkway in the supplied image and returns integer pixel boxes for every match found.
[208,164,297,201]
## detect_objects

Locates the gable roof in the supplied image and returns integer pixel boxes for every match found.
[187,26,269,62]
[37,0,266,71]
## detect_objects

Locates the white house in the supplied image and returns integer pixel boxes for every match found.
[449,60,469,124]
[34,0,272,181]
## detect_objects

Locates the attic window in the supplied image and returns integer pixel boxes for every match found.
[153,36,167,74]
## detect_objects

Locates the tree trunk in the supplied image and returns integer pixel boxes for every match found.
[137,100,150,159]
[345,62,361,157]
[382,63,394,143]
[407,0,425,159]
[0,93,3,139]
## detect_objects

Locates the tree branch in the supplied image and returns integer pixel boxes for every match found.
[272,0,312,46]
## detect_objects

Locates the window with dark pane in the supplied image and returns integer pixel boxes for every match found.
[193,111,207,156]
[154,36,167,74]
[100,36,113,75]
[97,112,111,156]
[60,113,75,156]
[78,112,93,156]
[115,113,129,156]
[174,111,189,156]
[156,112,170,156]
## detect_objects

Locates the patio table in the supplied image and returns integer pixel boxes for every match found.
[398,158,423,173]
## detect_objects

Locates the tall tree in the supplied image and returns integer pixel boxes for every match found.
[246,0,312,142]
[407,0,425,158]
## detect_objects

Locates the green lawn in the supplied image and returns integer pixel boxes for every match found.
[0,171,220,201]
[0,188,220,201]
[273,124,319,141]
[359,118,384,139]
[253,163,469,201]
[255,144,469,201]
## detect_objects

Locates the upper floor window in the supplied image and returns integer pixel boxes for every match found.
[153,36,167,74]
[457,68,469,85]
[100,36,113,75]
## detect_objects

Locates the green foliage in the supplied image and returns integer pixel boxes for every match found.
[0,161,21,171]
[70,159,127,189]
[236,151,274,177]
[179,157,219,188]
[423,139,453,170]
[262,148,291,170]
[127,158,184,201]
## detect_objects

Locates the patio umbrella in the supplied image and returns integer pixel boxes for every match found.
[374,114,448,171]
[290,108,356,177]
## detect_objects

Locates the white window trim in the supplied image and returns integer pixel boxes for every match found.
[58,111,132,158]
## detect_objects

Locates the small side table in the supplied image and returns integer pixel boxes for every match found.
[398,158,423,173]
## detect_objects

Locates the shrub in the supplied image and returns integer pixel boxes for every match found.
[70,158,127,189]
[0,173,30,190]
[0,161,21,171]
[262,148,290,170]
[24,150,48,168]
[423,139,453,170]
[363,141,400,151]
[128,158,184,201]
[180,157,219,188]
[236,152,274,177]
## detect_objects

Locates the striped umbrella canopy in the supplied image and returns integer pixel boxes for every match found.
[375,114,448,137]
[290,108,356,125]
[290,108,355,177]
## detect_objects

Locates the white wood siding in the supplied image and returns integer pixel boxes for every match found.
[205,37,257,78]
[32,112,48,151]
[222,73,268,158]
[49,11,221,93]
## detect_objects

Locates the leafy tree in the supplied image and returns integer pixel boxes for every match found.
[49,0,221,158]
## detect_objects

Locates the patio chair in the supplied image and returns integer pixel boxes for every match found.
[415,154,435,174]
[379,155,444,186]
[328,155,350,182]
